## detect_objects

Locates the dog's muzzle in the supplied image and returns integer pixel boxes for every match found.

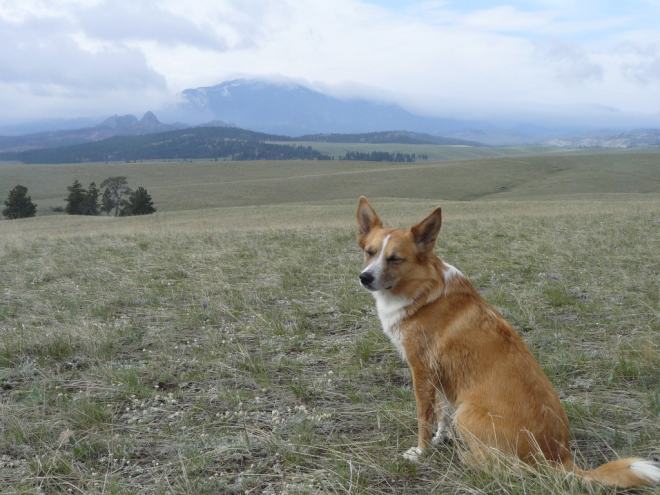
[359,271,375,290]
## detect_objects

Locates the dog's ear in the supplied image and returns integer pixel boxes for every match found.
[356,196,382,243]
[411,207,442,253]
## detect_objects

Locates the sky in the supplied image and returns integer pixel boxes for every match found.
[1,0,660,126]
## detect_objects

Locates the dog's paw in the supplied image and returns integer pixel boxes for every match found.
[431,427,451,446]
[402,446,423,462]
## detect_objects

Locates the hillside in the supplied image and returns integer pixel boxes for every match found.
[0,127,331,163]
[296,130,483,146]
[0,124,496,164]
[546,128,660,148]
[0,112,185,153]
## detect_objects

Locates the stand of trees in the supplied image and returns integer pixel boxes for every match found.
[2,185,37,219]
[4,178,158,219]
[339,151,423,162]
[121,186,156,215]
[65,180,100,215]
[65,176,156,216]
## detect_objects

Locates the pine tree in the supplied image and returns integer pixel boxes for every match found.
[82,182,100,215]
[121,186,156,216]
[3,185,37,219]
[65,179,87,215]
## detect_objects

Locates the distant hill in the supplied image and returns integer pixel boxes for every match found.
[297,130,484,146]
[0,126,332,163]
[0,121,492,164]
[545,128,660,148]
[0,112,185,152]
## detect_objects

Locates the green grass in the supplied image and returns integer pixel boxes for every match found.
[0,193,658,493]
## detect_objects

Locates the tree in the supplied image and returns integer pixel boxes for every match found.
[100,176,131,216]
[82,182,100,215]
[100,188,114,215]
[3,185,37,219]
[121,186,156,216]
[65,179,87,215]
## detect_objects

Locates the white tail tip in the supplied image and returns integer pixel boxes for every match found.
[630,460,660,484]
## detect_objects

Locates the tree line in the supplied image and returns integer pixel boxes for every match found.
[2,177,155,219]
[338,151,426,162]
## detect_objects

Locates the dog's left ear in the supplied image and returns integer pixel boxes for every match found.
[411,207,442,252]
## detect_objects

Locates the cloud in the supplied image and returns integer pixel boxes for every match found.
[615,39,660,84]
[0,17,166,90]
[0,0,659,124]
[76,1,228,50]
[538,42,604,83]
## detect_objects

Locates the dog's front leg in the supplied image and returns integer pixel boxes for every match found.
[432,394,453,445]
[403,367,435,462]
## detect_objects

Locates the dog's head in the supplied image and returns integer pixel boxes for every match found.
[356,196,442,294]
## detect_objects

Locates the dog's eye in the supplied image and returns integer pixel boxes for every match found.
[387,256,404,264]
[366,249,376,257]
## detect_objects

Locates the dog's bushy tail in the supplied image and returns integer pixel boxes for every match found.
[566,457,660,489]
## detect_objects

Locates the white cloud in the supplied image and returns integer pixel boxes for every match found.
[77,1,228,50]
[0,0,659,124]
[538,42,604,84]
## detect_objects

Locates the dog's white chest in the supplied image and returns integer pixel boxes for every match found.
[373,292,410,360]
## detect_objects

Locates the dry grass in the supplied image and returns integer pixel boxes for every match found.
[1,149,659,213]
[0,196,658,494]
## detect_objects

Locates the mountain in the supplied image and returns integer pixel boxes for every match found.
[297,130,483,146]
[0,112,186,152]
[0,126,333,163]
[165,79,473,138]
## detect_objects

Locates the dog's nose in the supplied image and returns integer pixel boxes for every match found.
[359,272,374,286]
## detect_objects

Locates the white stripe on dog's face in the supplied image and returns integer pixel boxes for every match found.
[360,235,391,291]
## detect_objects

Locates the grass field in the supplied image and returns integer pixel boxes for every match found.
[0,152,659,493]
[1,149,659,213]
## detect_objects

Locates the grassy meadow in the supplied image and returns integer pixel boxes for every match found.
[1,149,659,213]
[0,150,659,493]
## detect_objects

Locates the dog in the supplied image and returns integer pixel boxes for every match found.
[356,196,659,489]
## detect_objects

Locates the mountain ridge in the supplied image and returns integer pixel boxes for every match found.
[0,112,185,152]
[0,125,486,164]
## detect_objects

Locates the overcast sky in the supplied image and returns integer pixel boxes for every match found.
[1,0,659,125]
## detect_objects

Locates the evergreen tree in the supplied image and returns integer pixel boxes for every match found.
[100,188,114,215]
[3,185,37,219]
[65,179,87,215]
[100,176,131,217]
[82,182,100,215]
[121,186,156,216]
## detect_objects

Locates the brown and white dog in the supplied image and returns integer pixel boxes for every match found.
[356,196,659,489]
